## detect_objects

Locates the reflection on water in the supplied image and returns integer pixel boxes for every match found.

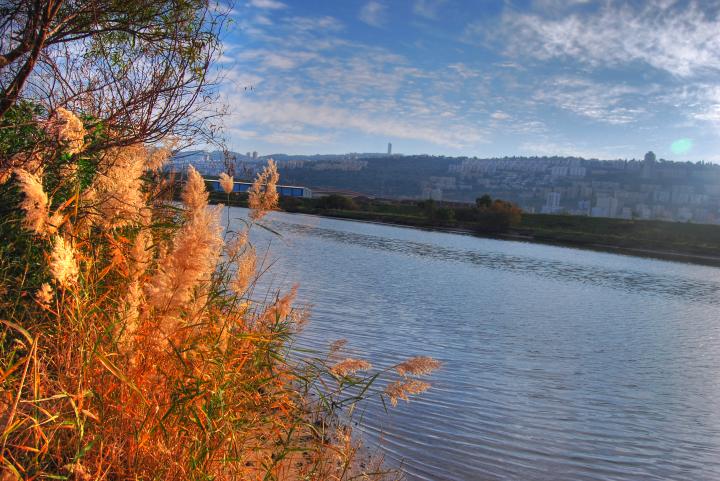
[235,208,720,481]
[273,220,720,305]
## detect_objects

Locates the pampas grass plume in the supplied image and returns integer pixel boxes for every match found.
[219,172,234,194]
[248,159,279,221]
[49,235,79,287]
[182,165,209,214]
[50,108,86,155]
[14,168,50,235]
[331,358,372,377]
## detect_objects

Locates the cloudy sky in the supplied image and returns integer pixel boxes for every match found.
[220,0,720,161]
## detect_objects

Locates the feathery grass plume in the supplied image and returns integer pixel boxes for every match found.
[329,339,348,355]
[49,235,79,287]
[14,168,51,235]
[47,211,64,234]
[145,168,223,315]
[230,245,256,296]
[219,172,234,194]
[331,358,372,377]
[119,280,143,352]
[118,229,153,351]
[36,282,53,308]
[395,356,442,376]
[89,144,149,229]
[261,285,298,326]
[146,140,175,171]
[48,107,86,155]
[145,204,223,314]
[2,152,42,185]
[384,379,431,407]
[181,165,209,214]
[289,302,311,331]
[248,159,279,221]
[226,228,249,258]
[129,226,153,277]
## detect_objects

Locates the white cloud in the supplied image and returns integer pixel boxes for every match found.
[248,0,286,9]
[261,131,330,145]
[225,128,259,140]
[534,77,648,124]
[304,55,421,97]
[224,96,485,149]
[254,14,273,25]
[491,111,511,121]
[413,0,447,19]
[518,140,620,159]
[262,54,297,70]
[236,50,318,71]
[288,16,344,33]
[530,0,591,11]
[222,4,512,152]
[240,15,346,52]
[494,1,720,78]
[359,1,387,27]
[447,63,480,79]
[666,84,720,126]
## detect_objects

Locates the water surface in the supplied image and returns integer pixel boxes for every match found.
[233,207,720,481]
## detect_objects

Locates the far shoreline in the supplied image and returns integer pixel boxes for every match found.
[212,195,720,268]
[273,208,720,268]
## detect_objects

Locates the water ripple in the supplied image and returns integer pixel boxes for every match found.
[271,219,720,305]
[234,209,720,481]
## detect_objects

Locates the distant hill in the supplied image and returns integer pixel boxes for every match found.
[171,151,720,224]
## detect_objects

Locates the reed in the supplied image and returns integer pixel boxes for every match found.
[0,109,440,480]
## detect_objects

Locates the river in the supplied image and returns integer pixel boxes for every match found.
[232,206,720,481]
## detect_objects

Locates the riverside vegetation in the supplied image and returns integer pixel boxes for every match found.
[0,105,441,481]
[209,189,720,265]
[0,1,440,479]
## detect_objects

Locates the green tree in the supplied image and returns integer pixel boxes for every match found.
[316,194,357,210]
[476,194,492,209]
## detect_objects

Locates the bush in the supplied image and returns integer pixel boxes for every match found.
[472,200,523,232]
[280,195,302,212]
[435,207,456,223]
[316,194,357,210]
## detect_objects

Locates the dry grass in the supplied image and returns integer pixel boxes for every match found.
[0,110,440,481]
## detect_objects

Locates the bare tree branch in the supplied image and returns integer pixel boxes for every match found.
[0,0,227,163]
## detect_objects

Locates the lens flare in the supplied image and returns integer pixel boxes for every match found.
[671,138,693,155]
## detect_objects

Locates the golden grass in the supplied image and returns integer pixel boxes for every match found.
[0,110,440,481]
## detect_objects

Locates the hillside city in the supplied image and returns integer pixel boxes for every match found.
[170,150,720,224]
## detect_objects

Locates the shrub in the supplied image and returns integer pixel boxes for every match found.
[316,194,357,211]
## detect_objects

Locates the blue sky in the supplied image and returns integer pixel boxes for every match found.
[219,0,720,161]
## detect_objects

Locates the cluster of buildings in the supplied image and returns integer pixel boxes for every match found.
[168,148,720,224]
[444,153,720,223]
[275,159,368,171]
[167,149,394,178]
[168,151,232,176]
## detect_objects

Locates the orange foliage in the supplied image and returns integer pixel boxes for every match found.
[1,125,439,481]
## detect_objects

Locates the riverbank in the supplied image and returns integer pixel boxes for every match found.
[209,192,720,266]
[292,209,720,266]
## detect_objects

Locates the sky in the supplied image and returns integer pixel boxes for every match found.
[218,0,720,161]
